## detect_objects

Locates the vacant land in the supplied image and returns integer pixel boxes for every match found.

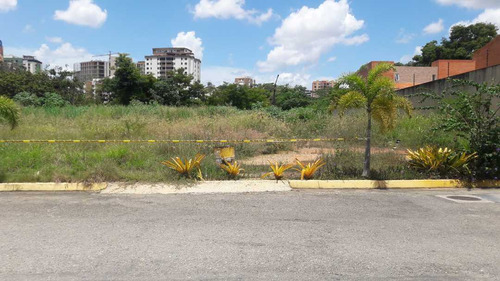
[0,105,453,182]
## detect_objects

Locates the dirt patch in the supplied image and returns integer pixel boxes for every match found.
[241,147,407,165]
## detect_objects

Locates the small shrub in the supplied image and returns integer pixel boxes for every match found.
[295,158,326,180]
[161,154,205,179]
[262,162,295,181]
[407,146,477,178]
[43,92,68,107]
[220,161,244,179]
[13,92,42,106]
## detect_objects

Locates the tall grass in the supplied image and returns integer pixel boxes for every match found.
[0,105,453,182]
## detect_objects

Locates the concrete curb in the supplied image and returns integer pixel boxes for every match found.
[289,180,500,189]
[1,180,498,192]
[0,183,107,192]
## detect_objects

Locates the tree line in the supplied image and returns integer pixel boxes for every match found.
[400,23,497,66]
[0,54,327,111]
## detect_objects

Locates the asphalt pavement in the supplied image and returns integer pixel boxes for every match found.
[1,189,499,280]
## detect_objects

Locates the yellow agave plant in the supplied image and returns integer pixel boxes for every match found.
[220,161,244,178]
[261,161,295,181]
[295,159,326,180]
[161,154,206,179]
[407,146,477,173]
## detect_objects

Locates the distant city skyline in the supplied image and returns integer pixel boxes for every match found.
[1,0,499,89]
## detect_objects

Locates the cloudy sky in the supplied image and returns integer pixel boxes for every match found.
[1,0,499,88]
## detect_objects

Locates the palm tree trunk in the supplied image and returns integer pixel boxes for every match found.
[362,107,372,178]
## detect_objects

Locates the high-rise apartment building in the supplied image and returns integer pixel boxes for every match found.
[234,77,256,87]
[22,56,43,73]
[144,48,201,82]
[3,54,42,73]
[74,60,109,82]
[312,80,335,92]
[136,61,145,75]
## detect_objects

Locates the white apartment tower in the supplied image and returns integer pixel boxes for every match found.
[144,48,201,82]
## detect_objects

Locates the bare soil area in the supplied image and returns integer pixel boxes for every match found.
[241,147,407,165]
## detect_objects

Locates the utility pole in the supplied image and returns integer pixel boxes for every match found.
[272,74,280,106]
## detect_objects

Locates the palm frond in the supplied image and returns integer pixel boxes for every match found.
[337,73,367,94]
[393,95,413,117]
[367,76,395,102]
[336,91,367,117]
[367,63,395,86]
[372,95,413,132]
[0,96,21,129]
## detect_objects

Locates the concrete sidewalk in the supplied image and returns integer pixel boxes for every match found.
[101,180,291,194]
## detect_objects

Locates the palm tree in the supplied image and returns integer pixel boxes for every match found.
[332,63,412,178]
[0,96,20,129]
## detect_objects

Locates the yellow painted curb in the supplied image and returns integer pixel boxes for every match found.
[289,180,500,189]
[0,183,108,192]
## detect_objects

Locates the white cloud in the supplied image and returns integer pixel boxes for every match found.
[23,24,35,33]
[276,73,311,87]
[451,8,500,29]
[171,31,204,60]
[257,0,368,72]
[54,0,107,28]
[5,42,93,70]
[423,19,444,34]
[0,0,17,12]
[399,46,422,64]
[327,56,337,62]
[193,0,273,25]
[435,0,500,9]
[436,0,499,29]
[473,8,500,27]
[46,37,64,44]
[395,28,415,44]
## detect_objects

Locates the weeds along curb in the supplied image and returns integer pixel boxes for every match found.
[0,183,107,192]
[289,180,500,189]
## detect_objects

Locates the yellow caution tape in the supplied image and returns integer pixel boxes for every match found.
[0,138,365,144]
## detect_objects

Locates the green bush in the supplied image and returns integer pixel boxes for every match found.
[13,92,41,106]
[424,81,499,180]
[42,92,68,107]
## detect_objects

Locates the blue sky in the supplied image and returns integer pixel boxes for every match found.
[1,0,499,88]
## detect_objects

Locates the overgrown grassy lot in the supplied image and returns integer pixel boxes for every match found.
[0,105,454,182]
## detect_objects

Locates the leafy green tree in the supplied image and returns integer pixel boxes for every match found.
[149,79,180,106]
[208,84,269,109]
[0,96,20,129]
[48,67,84,104]
[110,54,144,105]
[332,63,412,178]
[169,69,205,106]
[410,23,497,66]
[276,86,311,110]
[148,69,205,106]
[0,66,83,104]
[425,80,499,180]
